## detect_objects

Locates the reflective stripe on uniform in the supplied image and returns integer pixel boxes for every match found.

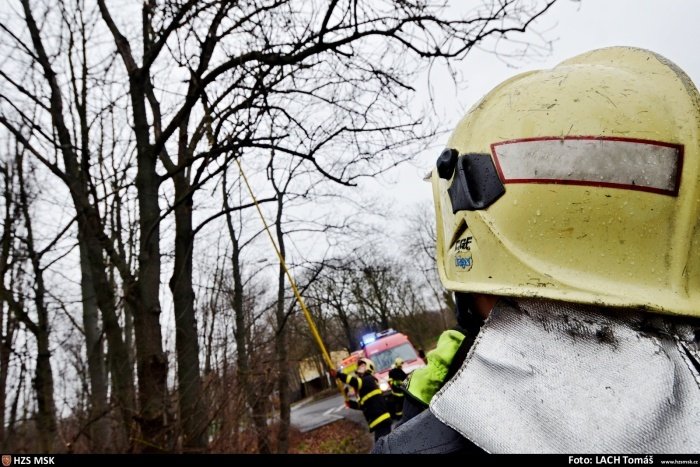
[360,388,382,405]
[368,412,391,429]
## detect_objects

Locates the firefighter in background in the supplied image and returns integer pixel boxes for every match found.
[374,46,700,453]
[387,358,407,420]
[334,357,392,441]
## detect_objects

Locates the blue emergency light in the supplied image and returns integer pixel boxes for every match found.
[360,333,376,347]
[360,329,397,347]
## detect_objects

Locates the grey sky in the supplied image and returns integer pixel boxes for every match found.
[373,0,700,216]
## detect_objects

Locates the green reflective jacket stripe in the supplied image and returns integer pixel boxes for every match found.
[389,379,405,398]
[405,329,465,406]
[368,412,391,429]
[360,388,382,405]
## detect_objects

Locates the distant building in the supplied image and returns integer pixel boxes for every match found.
[296,350,349,399]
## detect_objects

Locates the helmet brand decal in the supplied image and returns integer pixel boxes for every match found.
[456,237,473,251]
[455,236,473,270]
[491,137,683,196]
[455,254,473,270]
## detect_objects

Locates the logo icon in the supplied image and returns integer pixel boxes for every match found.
[1,454,11,466]
[455,254,473,270]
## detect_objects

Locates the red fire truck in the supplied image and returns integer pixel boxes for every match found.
[339,329,426,395]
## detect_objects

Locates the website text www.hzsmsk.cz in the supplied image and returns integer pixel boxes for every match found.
[569,456,699,465]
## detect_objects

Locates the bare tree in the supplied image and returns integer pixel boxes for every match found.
[222,170,273,453]
[77,241,111,451]
[4,350,27,450]
[269,163,293,454]
[0,156,29,451]
[1,0,561,452]
[306,259,359,351]
[0,2,138,448]
[353,257,398,330]
[0,149,58,452]
[265,151,322,453]
[404,200,454,327]
[0,154,21,449]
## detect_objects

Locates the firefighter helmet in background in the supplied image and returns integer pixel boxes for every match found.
[393,358,404,368]
[358,358,376,375]
[431,46,700,318]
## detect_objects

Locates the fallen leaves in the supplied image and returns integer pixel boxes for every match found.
[289,420,373,454]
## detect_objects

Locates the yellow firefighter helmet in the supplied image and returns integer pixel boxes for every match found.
[431,46,700,317]
[358,357,376,375]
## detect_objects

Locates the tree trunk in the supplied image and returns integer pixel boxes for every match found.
[0,305,15,449]
[17,154,57,453]
[80,223,136,446]
[124,303,135,382]
[224,184,270,454]
[274,199,290,454]
[0,165,16,449]
[34,332,57,453]
[5,359,25,449]
[169,171,207,451]
[132,140,169,451]
[79,242,111,452]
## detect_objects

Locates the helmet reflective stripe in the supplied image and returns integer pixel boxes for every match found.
[492,137,682,195]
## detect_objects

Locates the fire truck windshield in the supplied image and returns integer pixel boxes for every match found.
[370,343,418,372]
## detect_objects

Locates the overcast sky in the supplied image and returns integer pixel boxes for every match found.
[370,0,700,219]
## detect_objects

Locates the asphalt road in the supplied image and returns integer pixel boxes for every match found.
[290,392,367,433]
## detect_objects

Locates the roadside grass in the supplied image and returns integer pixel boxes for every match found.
[289,419,373,454]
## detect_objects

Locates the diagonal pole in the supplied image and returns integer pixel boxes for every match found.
[235,158,346,399]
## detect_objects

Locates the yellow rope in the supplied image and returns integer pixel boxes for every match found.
[235,158,346,398]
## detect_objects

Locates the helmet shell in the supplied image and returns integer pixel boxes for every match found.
[432,47,700,317]
[358,357,376,375]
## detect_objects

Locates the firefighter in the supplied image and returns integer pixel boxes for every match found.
[387,358,407,420]
[334,357,392,441]
[374,46,700,454]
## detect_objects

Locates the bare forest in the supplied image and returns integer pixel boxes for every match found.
[0,0,559,453]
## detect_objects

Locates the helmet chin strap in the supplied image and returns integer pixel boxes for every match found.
[454,292,494,332]
[470,294,498,320]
